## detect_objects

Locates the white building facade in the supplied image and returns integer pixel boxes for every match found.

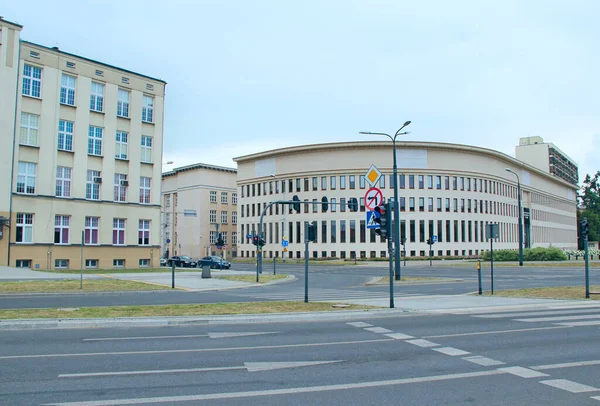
[234,141,578,260]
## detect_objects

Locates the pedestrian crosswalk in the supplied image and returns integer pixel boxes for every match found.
[231,288,419,302]
[468,305,600,327]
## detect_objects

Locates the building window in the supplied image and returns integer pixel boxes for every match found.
[22,64,41,98]
[330,176,336,190]
[409,197,415,212]
[113,259,125,268]
[20,112,39,146]
[58,120,74,151]
[115,131,128,159]
[409,175,415,189]
[117,88,130,118]
[322,177,327,190]
[209,231,216,244]
[85,216,99,245]
[419,175,424,189]
[419,197,425,212]
[139,177,151,204]
[232,231,238,245]
[17,162,36,194]
[55,166,72,198]
[55,259,69,269]
[16,260,32,268]
[88,126,103,155]
[221,211,228,224]
[114,174,127,202]
[232,211,238,224]
[142,95,154,123]
[139,259,150,267]
[232,193,238,204]
[60,74,76,106]
[210,191,217,202]
[54,215,70,244]
[138,220,150,245]
[428,197,433,212]
[221,192,228,203]
[86,170,101,200]
[90,82,104,112]
[359,175,366,189]
[210,210,217,223]
[427,175,433,189]
[15,213,33,243]
[221,232,228,244]
[85,259,98,269]
[331,198,337,212]
[349,175,356,189]
[436,176,442,189]
[399,175,406,189]
[141,136,152,163]
[113,218,126,245]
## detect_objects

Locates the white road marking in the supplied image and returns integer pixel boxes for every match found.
[82,332,277,341]
[0,338,393,360]
[592,396,600,402]
[406,339,440,348]
[462,356,505,366]
[498,366,549,378]
[515,314,600,323]
[423,326,569,339]
[347,322,372,328]
[540,379,599,393]
[45,370,506,405]
[384,333,414,340]
[473,309,600,319]
[59,361,343,378]
[531,360,600,370]
[364,327,393,334]
[432,347,470,356]
[557,320,600,327]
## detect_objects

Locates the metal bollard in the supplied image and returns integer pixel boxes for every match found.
[476,260,482,295]
[273,257,276,275]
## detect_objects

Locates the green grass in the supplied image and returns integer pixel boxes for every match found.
[215,275,289,283]
[482,286,600,300]
[0,301,379,320]
[0,280,170,293]
[376,276,459,283]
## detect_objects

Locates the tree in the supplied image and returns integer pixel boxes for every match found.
[578,171,600,247]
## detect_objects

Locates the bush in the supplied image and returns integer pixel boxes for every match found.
[481,247,567,262]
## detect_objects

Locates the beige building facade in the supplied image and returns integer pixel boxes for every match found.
[516,136,579,185]
[0,18,23,264]
[3,26,166,270]
[161,164,238,260]
[234,141,578,260]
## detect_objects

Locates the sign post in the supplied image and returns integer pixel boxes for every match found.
[486,223,499,295]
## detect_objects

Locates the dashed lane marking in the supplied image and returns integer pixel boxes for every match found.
[462,356,505,366]
[540,379,599,393]
[432,347,470,356]
[405,339,439,348]
[498,366,549,378]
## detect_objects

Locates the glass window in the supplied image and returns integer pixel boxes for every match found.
[54,215,70,244]
[142,95,154,123]
[141,136,152,163]
[428,175,433,189]
[115,131,128,159]
[340,176,346,189]
[88,126,103,155]
[86,170,100,200]
[409,175,415,189]
[17,162,36,194]
[330,176,336,190]
[139,177,151,204]
[419,175,424,189]
[22,65,42,97]
[399,175,406,189]
[321,176,327,190]
[117,89,130,118]
[55,166,71,198]
[349,175,355,189]
[113,218,126,245]
[20,112,39,146]
[114,173,127,202]
[85,216,99,245]
[359,175,366,189]
[312,177,318,191]
[90,82,104,112]
[138,220,150,245]
[58,120,74,151]
[60,74,76,106]
[419,197,425,212]
[15,213,33,243]
[210,191,217,202]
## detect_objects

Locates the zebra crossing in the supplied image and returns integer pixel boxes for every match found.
[469,304,600,327]
[231,288,420,302]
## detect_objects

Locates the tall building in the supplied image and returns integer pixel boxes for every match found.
[2,19,166,270]
[0,17,23,265]
[161,163,238,260]
[516,136,579,185]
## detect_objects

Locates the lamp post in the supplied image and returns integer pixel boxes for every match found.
[505,168,524,266]
[360,120,411,280]
[271,174,287,262]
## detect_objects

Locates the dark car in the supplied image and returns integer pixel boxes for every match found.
[167,255,197,268]
[197,256,231,269]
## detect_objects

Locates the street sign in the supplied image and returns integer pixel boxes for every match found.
[365,165,382,187]
[432,235,438,243]
[366,211,380,229]
[166,239,171,243]
[364,187,383,210]
[282,240,289,247]
[486,223,499,240]
[246,233,252,239]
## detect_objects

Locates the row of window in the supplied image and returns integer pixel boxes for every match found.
[16,258,151,270]
[209,210,238,224]
[208,190,238,204]
[241,219,521,246]
[20,112,154,162]
[164,231,238,247]
[242,249,483,260]
[242,174,519,198]
[240,196,520,218]
[15,214,152,246]
[17,162,153,204]
[23,65,155,123]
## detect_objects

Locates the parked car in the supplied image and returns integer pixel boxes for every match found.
[197,256,231,269]
[160,258,168,266]
[167,255,197,268]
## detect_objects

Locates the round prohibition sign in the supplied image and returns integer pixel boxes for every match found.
[364,187,383,210]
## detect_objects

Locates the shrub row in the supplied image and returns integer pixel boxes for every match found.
[481,247,567,262]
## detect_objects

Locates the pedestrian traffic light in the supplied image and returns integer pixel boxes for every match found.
[252,235,259,246]
[580,217,589,238]
[374,203,390,240]
[292,195,301,212]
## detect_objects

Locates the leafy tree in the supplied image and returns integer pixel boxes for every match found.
[578,171,600,246]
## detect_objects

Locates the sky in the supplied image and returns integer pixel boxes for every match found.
[4,0,599,183]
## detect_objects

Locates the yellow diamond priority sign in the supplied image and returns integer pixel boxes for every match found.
[365,165,382,187]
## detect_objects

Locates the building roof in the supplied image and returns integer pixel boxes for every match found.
[162,162,237,178]
[0,16,23,28]
[21,40,167,84]
[233,140,579,189]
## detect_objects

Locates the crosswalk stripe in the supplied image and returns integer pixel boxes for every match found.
[474,308,600,319]
[514,315,600,323]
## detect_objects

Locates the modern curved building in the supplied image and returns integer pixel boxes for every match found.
[233,141,578,260]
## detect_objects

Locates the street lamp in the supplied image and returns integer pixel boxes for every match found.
[505,168,524,266]
[270,174,287,262]
[360,120,411,280]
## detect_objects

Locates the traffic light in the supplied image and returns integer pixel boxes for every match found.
[581,217,589,238]
[348,197,359,212]
[292,195,301,212]
[401,237,407,246]
[258,236,266,247]
[374,203,390,240]
[252,235,259,246]
[321,196,329,212]
[426,238,431,245]
[216,233,224,247]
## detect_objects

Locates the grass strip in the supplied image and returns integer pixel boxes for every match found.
[0,280,170,293]
[377,276,456,283]
[0,301,378,320]
[483,286,600,300]
[214,275,289,283]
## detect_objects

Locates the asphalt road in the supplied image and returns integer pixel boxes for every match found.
[2,303,600,405]
[0,263,594,310]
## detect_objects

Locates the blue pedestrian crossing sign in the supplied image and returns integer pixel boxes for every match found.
[282,240,289,247]
[432,235,438,243]
[366,211,380,229]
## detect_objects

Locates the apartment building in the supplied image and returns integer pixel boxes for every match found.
[0,18,22,265]
[4,25,166,270]
[516,136,579,185]
[161,163,238,260]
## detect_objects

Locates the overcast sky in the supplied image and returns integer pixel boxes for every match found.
[5,0,599,183]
